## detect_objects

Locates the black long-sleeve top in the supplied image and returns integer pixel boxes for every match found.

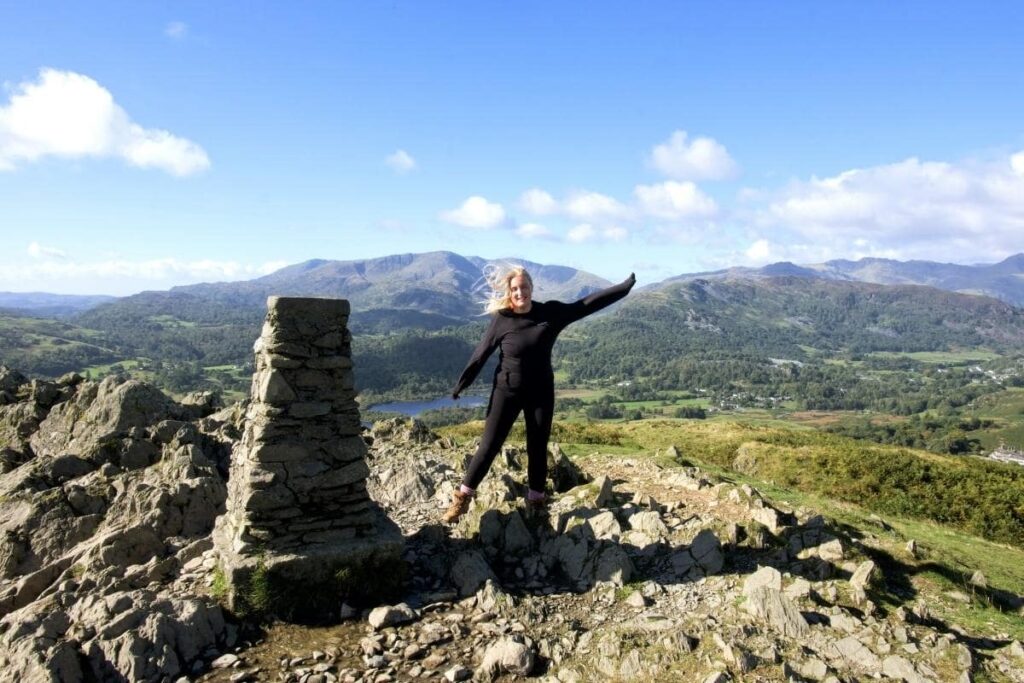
[452,274,636,398]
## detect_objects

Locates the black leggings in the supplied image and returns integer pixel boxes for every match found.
[462,384,554,493]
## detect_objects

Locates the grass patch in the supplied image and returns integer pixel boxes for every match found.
[869,350,1002,364]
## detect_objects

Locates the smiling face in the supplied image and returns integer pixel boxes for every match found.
[509,273,533,313]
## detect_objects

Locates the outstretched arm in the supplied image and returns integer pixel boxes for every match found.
[451,316,500,399]
[560,273,636,325]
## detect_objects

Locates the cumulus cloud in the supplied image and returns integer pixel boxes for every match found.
[1011,151,1024,177]
[385,149,416,174]
[27,241,67,259]
[518,188,559,215]
[164,21,188,40]
[563,190,629,221]
[757,153,1024,261]
[649,130,738,181]
[439,195,507,229]
[515,222,553,239]
[566,223,628,244]
[633,180,718,219]
[0,68,210,175]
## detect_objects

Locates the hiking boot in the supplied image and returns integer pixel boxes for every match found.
[525,495,548,519]
[442,491,472,524]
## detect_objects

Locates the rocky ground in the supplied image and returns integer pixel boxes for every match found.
[1,366,1023,682]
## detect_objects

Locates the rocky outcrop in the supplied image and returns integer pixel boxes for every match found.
[0,370,237,682]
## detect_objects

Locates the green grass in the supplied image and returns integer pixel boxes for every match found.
[147,315,198,328]
[966,388,1024,451]
[869,350,1003,364]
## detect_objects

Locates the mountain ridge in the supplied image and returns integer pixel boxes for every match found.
[669,253,1024,306]
[4,251,1023,316]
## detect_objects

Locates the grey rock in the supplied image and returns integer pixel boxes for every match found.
[625,590,648,608]
[589,475,615,507]
[628,510,668,537]
[882,654,931,683]
[702,672,730,683]
[743,586,809,638]
[832,636,882,672]
[478,636,535,679]
[212,653,241,669]
[618,649,646,678]
[367,603,418,630]
[585,511,621,540]
[451,550,497,597]
[593,543,634,586]
[850,560,876,604]
[743,565,782,597]
[444,664,472,681]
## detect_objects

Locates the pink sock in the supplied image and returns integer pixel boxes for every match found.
[527,489,546,501]
[460,484,476,496]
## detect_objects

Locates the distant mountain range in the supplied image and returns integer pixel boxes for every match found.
[3,252,1022,321]
[0,292,116,318]
[166,251,612,320]
[675,253,1024,307]
[3,251,1024,385]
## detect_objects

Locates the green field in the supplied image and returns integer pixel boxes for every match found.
[869,349,1003,364]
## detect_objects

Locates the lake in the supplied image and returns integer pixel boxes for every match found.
[367,395,486,417]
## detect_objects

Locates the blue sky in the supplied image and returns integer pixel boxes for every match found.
[2,1,1023,295]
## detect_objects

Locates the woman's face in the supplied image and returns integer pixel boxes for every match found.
[509,274,533,312]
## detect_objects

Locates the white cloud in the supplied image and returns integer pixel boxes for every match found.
[744,239,773,264]
[1011,151,1024,177]
[515,222,553,239]
[385,149,416,174]
[634,180,718,219]
[565,223,627,244]
[439,196,506,229]
[602,225,628,242]
[757,154,1024,261]
[649,130,738,181]
[563,190,629,221]
[0,68,210,176]
[27,241,67,259]
[518,188,559,215]
[165,21,188,40]
[566,224,596,243]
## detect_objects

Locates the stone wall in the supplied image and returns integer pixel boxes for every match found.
[215,296,402,619]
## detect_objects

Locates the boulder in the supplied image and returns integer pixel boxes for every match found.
[478,636,535,679]
[451,549,497,597]
[743,565,782,597]
[743,586,809,638]
[368,602,418,630]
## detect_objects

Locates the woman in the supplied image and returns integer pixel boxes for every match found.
[443,265,636,523]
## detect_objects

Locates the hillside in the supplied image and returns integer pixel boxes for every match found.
[564,276,1024,383]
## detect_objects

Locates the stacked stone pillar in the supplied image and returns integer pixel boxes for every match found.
[215,297,402,619]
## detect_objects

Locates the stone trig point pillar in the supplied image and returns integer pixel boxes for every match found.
[215,297,402,620]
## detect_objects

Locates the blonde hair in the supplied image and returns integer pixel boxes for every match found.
[481,263,533,314]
